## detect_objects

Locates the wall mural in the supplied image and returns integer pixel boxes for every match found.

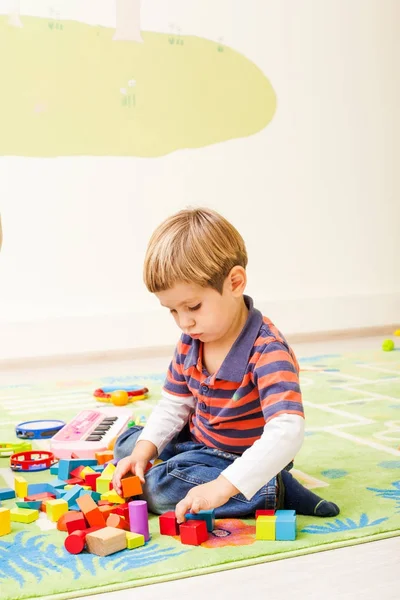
[0,1,276,157]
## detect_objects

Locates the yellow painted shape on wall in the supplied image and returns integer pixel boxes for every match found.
[0,16,276,157]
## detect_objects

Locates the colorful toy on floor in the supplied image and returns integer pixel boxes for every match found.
[1,451,151,560]
[94,385,149,405]
[159,509,215,545]
[10,450,56,472]
[0,442,32,457]
[15,419,66,439]
[50,407,133,459]
[382,339,395,352]
[256,509,296,541]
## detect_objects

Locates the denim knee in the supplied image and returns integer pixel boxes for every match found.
[113,426,143,461]
[142,463,177,515]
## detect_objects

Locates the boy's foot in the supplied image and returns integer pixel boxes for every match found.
[279,469,340,517]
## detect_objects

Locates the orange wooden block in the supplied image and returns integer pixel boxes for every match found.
[106,513,129,531]
[95,451,114,465]
[76,494,97,514]
[57,511,80,532]
[77,494,107,528]
[121,475,142,498]
[98,505,115,520]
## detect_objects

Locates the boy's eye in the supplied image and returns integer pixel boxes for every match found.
[188,303,201,312]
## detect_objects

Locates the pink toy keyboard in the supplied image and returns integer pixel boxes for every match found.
[50,407,132,459]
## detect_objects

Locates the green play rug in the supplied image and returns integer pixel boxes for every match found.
[0,348,399,600]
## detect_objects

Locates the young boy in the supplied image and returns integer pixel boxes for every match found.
[112,207,339,523]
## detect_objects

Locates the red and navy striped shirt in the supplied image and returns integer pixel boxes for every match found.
[163,295,304,454]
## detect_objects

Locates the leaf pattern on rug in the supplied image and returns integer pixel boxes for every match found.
[0,532,187,586]
[301,513,388,534]
[367,480,400,512]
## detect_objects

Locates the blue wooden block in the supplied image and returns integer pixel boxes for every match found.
[48,479,66,490]
[69,504,81,511]
[16,500,42,510]
[0,488,16,501]
[57,460,71,481]
[58,458,98,481]
[185,509,215,532]
[62,484,83,507]
[275,509,296,541]
[92,465,105,473]
[50,463,59,475]
[89,491,101,502]
[27,482,50,495]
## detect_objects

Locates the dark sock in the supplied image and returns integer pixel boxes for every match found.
[279,470,340,517]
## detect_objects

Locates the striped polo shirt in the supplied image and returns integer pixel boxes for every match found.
[163,295,304,454]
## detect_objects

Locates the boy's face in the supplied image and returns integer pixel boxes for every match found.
[156,277,243,345]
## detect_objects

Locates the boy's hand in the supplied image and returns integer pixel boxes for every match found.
[175,475,240,523]
[112,440,157,497]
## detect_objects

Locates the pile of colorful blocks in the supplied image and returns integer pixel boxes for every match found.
[159,509,215,545]
[0,453,150,556]
[255,509,297,540]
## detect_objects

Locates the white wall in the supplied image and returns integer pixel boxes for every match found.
[1,0,399,360]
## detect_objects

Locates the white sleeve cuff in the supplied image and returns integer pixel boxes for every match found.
[221,414,305,500]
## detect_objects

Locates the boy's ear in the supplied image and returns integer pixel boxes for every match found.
[227,266,247,296]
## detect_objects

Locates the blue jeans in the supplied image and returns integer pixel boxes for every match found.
[114,425,283,517]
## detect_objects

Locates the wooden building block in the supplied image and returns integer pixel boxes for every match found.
[10,507,39,524]
[256,515,276,540]
[106,513,129,530]
[184,509,215,532]
[96,477,112,494]
[16,500,42,511]
[64,527,101,554]
[85,473,101,491]
[25,492,55,502]
[86,526,127,556]
[275,510,296,541]
[180,520,208,545]
[0,488,16,501]
[0,507,11,536]
[80,466,96,479]
[101,463,116,480]
[95,451,114,465]
[126,531,145,550]
[159,511,179,536]
[121,475,142,498]
[255,509,275,519]
[46,499,69,522]
[65,512,87,534]
[103,490,125,504]
[58,511,80,532]
[14,475,28,498]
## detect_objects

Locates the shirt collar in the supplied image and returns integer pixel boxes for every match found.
[183,295,263,382]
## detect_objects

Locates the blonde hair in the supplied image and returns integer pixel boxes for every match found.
[144,207,248,294]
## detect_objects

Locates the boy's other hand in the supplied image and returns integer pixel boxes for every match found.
[112,440,157,496]
[175,476,240,524]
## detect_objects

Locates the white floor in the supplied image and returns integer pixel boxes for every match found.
[1,336,399,599]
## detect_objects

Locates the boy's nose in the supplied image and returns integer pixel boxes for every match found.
[179,315,195,331]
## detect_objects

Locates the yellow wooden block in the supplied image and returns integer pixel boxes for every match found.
[14,475,28,498]
[101,490,125,504]
[101,463,116,480]
[126,531,145,549]
[80,466,96,479]
[0,507,11,536]
[256,515,276,540]
[64,485,73,490]
[46,499,69,522]
[96,477,111,494]
[10,507,39,524]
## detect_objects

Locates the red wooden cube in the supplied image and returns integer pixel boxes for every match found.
[180,520,208,545]
[255,509,275,519]
[65,512,87,534]
[85,473,101,491]
[159,511,179,536]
